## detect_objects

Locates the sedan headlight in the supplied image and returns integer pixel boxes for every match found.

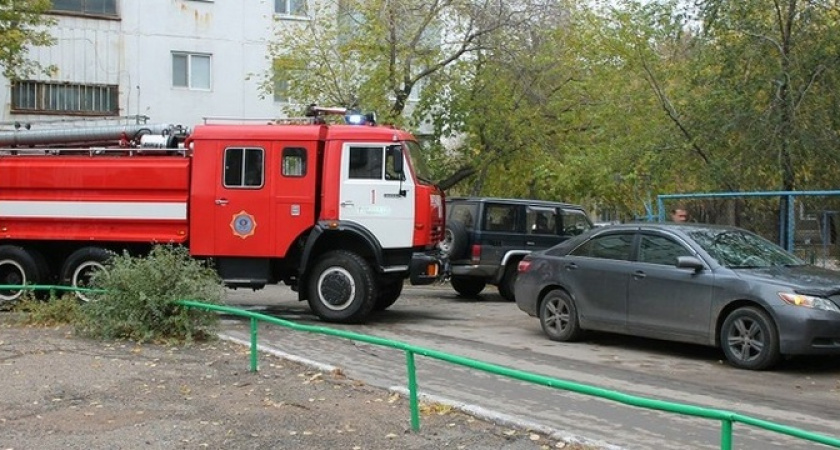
[778,292,840,313]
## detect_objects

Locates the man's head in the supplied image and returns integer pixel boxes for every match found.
[671,208,688,223]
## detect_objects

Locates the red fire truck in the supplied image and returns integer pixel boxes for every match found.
[0,107,445,323]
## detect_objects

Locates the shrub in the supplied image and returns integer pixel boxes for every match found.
[75,245,224,343]
[14,292,81,326]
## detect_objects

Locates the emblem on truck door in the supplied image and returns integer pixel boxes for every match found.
[231,210,257,239]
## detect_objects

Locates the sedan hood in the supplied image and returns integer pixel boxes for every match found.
[737,265,840,296]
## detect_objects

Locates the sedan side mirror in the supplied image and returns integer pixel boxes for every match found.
[676,256,705,272]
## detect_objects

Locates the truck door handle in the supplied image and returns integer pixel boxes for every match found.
[340,201,355,207]
[215,198,229,205]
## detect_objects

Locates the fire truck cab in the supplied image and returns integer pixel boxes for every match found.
[0,110,445,323]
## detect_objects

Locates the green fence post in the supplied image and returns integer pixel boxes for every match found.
[406,350,420,432]
[250,317,258,372]
[721,419,733,450]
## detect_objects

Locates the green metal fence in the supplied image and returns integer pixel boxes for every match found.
[175,300,840,450]
[3,284,838,449]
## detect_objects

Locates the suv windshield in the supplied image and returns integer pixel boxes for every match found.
[687,229,804,268]
[405,140,434,185]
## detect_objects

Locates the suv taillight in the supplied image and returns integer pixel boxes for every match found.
[518,258,532,273]
[470,244,481,263]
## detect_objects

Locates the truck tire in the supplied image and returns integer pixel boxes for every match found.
[439,221,469,259]
[60,247,113,302]
[307,250,376,323]
[0,245,42,303]
[498,263,518,302]
[450,276,486,298]
[374,277,404,311]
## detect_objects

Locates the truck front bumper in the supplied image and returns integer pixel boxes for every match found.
[409,251,444,285]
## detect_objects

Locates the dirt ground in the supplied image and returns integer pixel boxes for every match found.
[0,317,585,450]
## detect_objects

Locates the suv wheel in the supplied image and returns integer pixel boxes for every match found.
[450,276,485,297]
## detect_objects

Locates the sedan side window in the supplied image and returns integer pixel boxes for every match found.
[638,235,692,265]
[570,233,634,261]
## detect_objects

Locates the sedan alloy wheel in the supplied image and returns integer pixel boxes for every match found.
[539,290,583,342]
[720,306,781,370]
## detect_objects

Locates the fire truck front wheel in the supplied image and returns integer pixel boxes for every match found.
[60,247,113,302]
[0,245,43,303]
[307,250,376,324]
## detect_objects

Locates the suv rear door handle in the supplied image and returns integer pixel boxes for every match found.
[526,240,536,246]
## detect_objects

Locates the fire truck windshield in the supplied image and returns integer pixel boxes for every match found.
[405,140,434,185]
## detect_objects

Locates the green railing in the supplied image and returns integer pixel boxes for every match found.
[175,300,840,450]
[3,284,837,449]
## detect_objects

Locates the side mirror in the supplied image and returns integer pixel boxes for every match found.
[676,256,705,272]
[389,145,404,175]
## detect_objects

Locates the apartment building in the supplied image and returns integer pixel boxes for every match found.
[0,0,307,129]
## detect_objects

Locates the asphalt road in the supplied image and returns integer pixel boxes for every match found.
[220,284,840,450]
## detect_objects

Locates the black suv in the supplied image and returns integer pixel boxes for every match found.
[441,197,593,300]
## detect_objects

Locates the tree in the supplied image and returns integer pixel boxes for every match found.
[263,0,552,125]
[0,0,55,79]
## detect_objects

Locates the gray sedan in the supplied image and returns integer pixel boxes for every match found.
[514,223,840,370]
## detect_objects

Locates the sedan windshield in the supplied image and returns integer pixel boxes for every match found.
[687,229,805,268]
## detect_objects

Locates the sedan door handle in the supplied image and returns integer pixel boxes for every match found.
[564,263,578,270]
[215,198,229,205]
[633,270,646,279]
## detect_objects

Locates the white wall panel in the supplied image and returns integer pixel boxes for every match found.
[0,0,283,128]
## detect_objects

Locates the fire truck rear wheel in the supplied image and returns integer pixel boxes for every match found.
[60,247,113,302]
[0,245,42,304]
[307,250,376,323]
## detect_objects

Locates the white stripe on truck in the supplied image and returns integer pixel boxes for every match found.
[0,200,187,220]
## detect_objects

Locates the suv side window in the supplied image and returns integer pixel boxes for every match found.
[527,207,556,235]
[449,203,477,229]
[483,204,520,232]
[561,209,593,236]
[570,233,634,260]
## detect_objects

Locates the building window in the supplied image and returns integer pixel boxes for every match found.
[275,0,306,16]
[51,0,118,16]
[224,148,264,188]
[10,81,118,115]
[172,52,211,90]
